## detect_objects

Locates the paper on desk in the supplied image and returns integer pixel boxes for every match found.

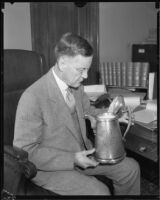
[108,88,146,100]
[134,109,156,124]
[84,84,106,101]
[124,96,141,111]
[134,100,157,124]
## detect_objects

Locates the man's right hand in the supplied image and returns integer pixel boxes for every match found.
[74,148,99,169]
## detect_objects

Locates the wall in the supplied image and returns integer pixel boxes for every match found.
[3,3,32,50]
[3,2,157,60]
[99,2,157,63]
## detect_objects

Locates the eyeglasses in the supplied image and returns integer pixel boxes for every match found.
[75,67,89,75]
[57,61,89,76]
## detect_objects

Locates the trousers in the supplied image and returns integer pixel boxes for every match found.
[38,156,140,195]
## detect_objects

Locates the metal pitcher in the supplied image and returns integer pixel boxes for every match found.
[95,96,132,164]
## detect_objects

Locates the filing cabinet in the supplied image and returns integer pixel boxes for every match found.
[132,44,157,72]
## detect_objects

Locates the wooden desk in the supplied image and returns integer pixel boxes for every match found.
[125,103,157,162]
[125,122,158,184]
[125,123,157,162]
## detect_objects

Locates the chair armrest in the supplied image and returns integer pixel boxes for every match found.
[4,145,37,179]
[4,145,28,160]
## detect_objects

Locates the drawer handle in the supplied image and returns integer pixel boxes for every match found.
[139,146,147,152]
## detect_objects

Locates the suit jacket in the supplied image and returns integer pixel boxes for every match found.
[13,69,101,184]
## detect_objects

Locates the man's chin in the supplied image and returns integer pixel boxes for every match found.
[71,82,81,88]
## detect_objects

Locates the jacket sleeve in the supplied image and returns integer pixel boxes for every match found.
[13,91,75,172]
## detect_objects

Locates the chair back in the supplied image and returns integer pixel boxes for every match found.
[4,49,47,145]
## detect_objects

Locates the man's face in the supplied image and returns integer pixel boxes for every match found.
[59,54,93,88]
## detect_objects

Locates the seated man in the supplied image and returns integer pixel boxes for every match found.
[13,32,140,195]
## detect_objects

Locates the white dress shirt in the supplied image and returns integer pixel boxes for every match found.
[52,67,68,101]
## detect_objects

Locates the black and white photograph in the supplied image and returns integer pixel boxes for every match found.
[2,2,159,199]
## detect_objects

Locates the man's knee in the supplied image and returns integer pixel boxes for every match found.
[88,179,111,195]
[128,158,140,176]
[120,157,140,183]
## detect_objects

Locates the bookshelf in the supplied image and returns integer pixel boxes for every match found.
[100,62,149,91]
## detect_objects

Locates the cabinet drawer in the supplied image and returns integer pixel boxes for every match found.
[125,133,157,162]
[129,123,157,143]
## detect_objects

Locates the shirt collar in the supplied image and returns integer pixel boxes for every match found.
[52,67,68,92]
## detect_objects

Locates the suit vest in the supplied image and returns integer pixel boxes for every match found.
[71,109,86,151]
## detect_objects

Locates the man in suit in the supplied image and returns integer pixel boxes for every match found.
[13,33,140,195]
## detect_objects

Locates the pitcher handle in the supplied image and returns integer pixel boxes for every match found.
[84,114,97,131]
[122,106,133,140]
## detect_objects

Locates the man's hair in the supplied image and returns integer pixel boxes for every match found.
[54,32,93,60]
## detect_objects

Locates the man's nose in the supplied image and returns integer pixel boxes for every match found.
[81,70,88,79]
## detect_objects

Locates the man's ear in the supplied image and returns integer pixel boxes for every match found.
[58,56,67,72]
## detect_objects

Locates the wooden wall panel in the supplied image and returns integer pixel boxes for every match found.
[30,2,99,84]
[77,3,99,84]
[30,3,49,72]
[47,2,78,67]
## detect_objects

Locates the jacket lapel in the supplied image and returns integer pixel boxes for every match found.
[45,70,83,144]
[72,89,87,144]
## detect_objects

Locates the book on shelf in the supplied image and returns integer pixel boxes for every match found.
[141,62,149,88]
[121,62,127,87]
[116,62,122,87]
[127,62,133,87]
[133,62,141,87]
[108,62,113,85]
[104,62,109,85]
[112,62,117,86]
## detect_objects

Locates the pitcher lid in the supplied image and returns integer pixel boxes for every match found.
[97,112,117,121]
[108,95,126,115]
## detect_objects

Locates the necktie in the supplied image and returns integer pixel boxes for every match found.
[65,87,76,113]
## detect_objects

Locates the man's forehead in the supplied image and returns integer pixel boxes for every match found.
[60,54,92,68]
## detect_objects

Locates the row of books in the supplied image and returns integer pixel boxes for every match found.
[100,62,149,88]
